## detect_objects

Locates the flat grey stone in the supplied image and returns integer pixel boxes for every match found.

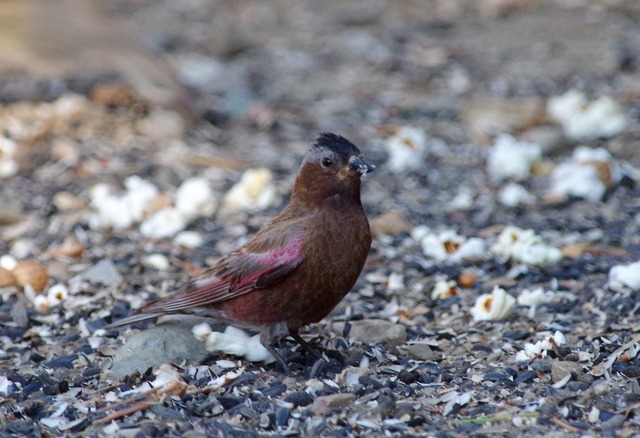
[551,360,582,383]
[332,319,406,344]
[108,317,215,379]
[71,259,123,288]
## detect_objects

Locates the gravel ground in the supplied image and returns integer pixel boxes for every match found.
[1,1,640,437]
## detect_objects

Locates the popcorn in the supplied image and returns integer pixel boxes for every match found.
[90,175,217,238]
[193,324,275,364]
[410,225,431,242]
[517,287,554,307]
[450,189,474,210]
[550,162,605,201]
[431,279,458,299]
[173,231,204,249]
[0,375,11,395]
[517,287,554,318]
[470,286,516,321]
[549,147,620,201]
[33,284,70,314]
[420,229,486,262]
[222,168,277,212]
[89,176,159,230]
[548,90,627,141]
[487,134,542,180]
[132,364,187,396]
[384,126,428,173]
[515,331,566,362]
[142,254,170,271]
[0,136,18,177]
[491,226,563,266]
[387,272,405,292]
[498,183,536,207]
[175,177,216,220]
[608,261,640,290]
[0,255,18,271]
[46,284,69,305]
[140,208,187,239]
[33,295,51,314]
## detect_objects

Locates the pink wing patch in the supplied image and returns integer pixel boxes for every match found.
[138,232,305,314]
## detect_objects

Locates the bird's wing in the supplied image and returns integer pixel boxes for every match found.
[136,230,306,314]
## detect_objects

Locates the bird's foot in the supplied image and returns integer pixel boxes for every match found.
[265,344,290,373]
[290,333,326,362]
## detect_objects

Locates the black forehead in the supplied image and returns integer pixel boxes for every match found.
[311,133,361,157]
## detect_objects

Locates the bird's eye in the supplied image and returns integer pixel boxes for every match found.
[321,157,333,168]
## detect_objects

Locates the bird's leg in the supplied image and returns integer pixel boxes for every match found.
[290,331,325,362]
[264,343,290,373]
[261,323,291,373]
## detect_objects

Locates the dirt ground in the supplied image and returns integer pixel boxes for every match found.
[1,0,640,436]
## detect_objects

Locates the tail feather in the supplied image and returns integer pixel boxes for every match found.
[105,313,161,329]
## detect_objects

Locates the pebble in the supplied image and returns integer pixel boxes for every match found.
[12,260,48,292]
[109,317,209,379]
[70,260,122,288]
[331,320,406,344]
[284,391,314,407]
[399,343,439,361]
[460,96,544,136]
[530,359,553,373]
[622,366,640,378]
[275,406,290,426]
[0,267,16,287]
[514,370,537,385]
[312,393,356,416]
[551,361,582,383]
[369,211,412,237]
[135,110,185,141]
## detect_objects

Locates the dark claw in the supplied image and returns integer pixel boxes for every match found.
[265,344,290,373]
[291,333,326,362]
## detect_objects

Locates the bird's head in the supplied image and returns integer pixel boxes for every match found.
[293,133,375,204]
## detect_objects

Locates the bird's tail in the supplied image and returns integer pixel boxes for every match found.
[104,313,161,329]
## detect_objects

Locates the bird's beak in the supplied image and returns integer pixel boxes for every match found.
[348,155,376,175]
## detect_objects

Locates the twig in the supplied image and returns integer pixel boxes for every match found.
[97,398,158,423]
[549,417,581,433]
[454,412,538,426]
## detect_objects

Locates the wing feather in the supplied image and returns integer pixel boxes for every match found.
[133,230,305,315]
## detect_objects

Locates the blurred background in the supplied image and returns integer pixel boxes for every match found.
[1,0,638,145]
[0,0,638,233]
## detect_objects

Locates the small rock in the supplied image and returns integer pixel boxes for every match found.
[70,260,122,288]
[551,361,582,383]
[136,110,185,141]
[312,393,356,416]
[530,359,553,373]
[0,266,17,287]
[48,237,85,258]
[460,97,544,136]
[520,125,565,154]
[12,260,48,292]
[11,296,29,327]
[109,317,210,379]
[600,414,627,430]
[90,83,141,108]
[399,343,439,361]
[622,366,640,378]
[370,211,412,237]
[332,319,406,344]
[53,192,87,211]
[458,272,479,288]
[284,391,314,408]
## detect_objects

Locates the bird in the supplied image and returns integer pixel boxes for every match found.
[108,133,375,371]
